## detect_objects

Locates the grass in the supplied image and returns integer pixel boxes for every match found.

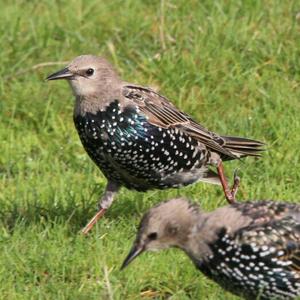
[1,0,300,299]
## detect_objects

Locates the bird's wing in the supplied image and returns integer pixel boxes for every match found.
[236,217,300,274]
[122,85,236,158]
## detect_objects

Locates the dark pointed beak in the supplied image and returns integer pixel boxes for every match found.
[121,243,145,270]
[46,67,73,81]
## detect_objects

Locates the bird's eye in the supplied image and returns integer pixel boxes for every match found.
[86,68,94,76]
[147,232,157,241]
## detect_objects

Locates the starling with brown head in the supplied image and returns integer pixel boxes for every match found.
[47,55,264,234]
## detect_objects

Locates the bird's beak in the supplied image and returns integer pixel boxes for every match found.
[121,243,145,270]
[46,67,73,81]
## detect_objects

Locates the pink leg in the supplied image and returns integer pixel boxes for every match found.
[81,181,120,235]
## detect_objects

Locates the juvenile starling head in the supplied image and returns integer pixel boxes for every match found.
[46,55,120,97]
[121,198,199,269]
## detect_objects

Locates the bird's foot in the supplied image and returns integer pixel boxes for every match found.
[81,181,120,235]
[217,161,240,204]
[81,208,107,235]
[223,169,240,204]
[223,190,235,204]
[230,169,240,202]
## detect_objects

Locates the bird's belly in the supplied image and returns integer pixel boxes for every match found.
[74,102,209,190]
[79,132,208,190]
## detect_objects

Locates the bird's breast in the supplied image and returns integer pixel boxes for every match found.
[73,100,209,188]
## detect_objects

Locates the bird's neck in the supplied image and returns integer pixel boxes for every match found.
[73,84,123,117]
[183,211,215,261]
[183,206,252,261]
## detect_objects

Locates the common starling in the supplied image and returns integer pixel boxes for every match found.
[122,198,300,300]
[46,55,264,234]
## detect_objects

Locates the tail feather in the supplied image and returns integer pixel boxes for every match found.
[221,135,265,159]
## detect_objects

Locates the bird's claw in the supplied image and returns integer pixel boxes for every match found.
[229,168,240,203]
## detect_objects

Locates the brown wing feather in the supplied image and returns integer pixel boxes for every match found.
[123,85,236,158]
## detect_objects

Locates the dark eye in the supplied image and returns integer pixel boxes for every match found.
[86,68,94,76]
[147,232,157,241]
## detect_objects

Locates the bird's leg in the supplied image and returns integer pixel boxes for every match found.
[81,181,120,235]
[217,161,240,204]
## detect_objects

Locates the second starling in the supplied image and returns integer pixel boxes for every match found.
[122,198,300,300]
[46,55,264,234]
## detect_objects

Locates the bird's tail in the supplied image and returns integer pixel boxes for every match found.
[221,135,265,159]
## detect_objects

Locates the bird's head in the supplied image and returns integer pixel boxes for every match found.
[46,55,120,98]
[121,198,199,270]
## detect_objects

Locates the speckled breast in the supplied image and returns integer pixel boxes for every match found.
[73,100,206,191]
[196,228,300,300]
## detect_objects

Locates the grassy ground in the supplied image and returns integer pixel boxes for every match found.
[1,0,300,299]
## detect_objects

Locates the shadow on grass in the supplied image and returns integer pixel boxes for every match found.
[1,184,212,234]
[0,190,161,234]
